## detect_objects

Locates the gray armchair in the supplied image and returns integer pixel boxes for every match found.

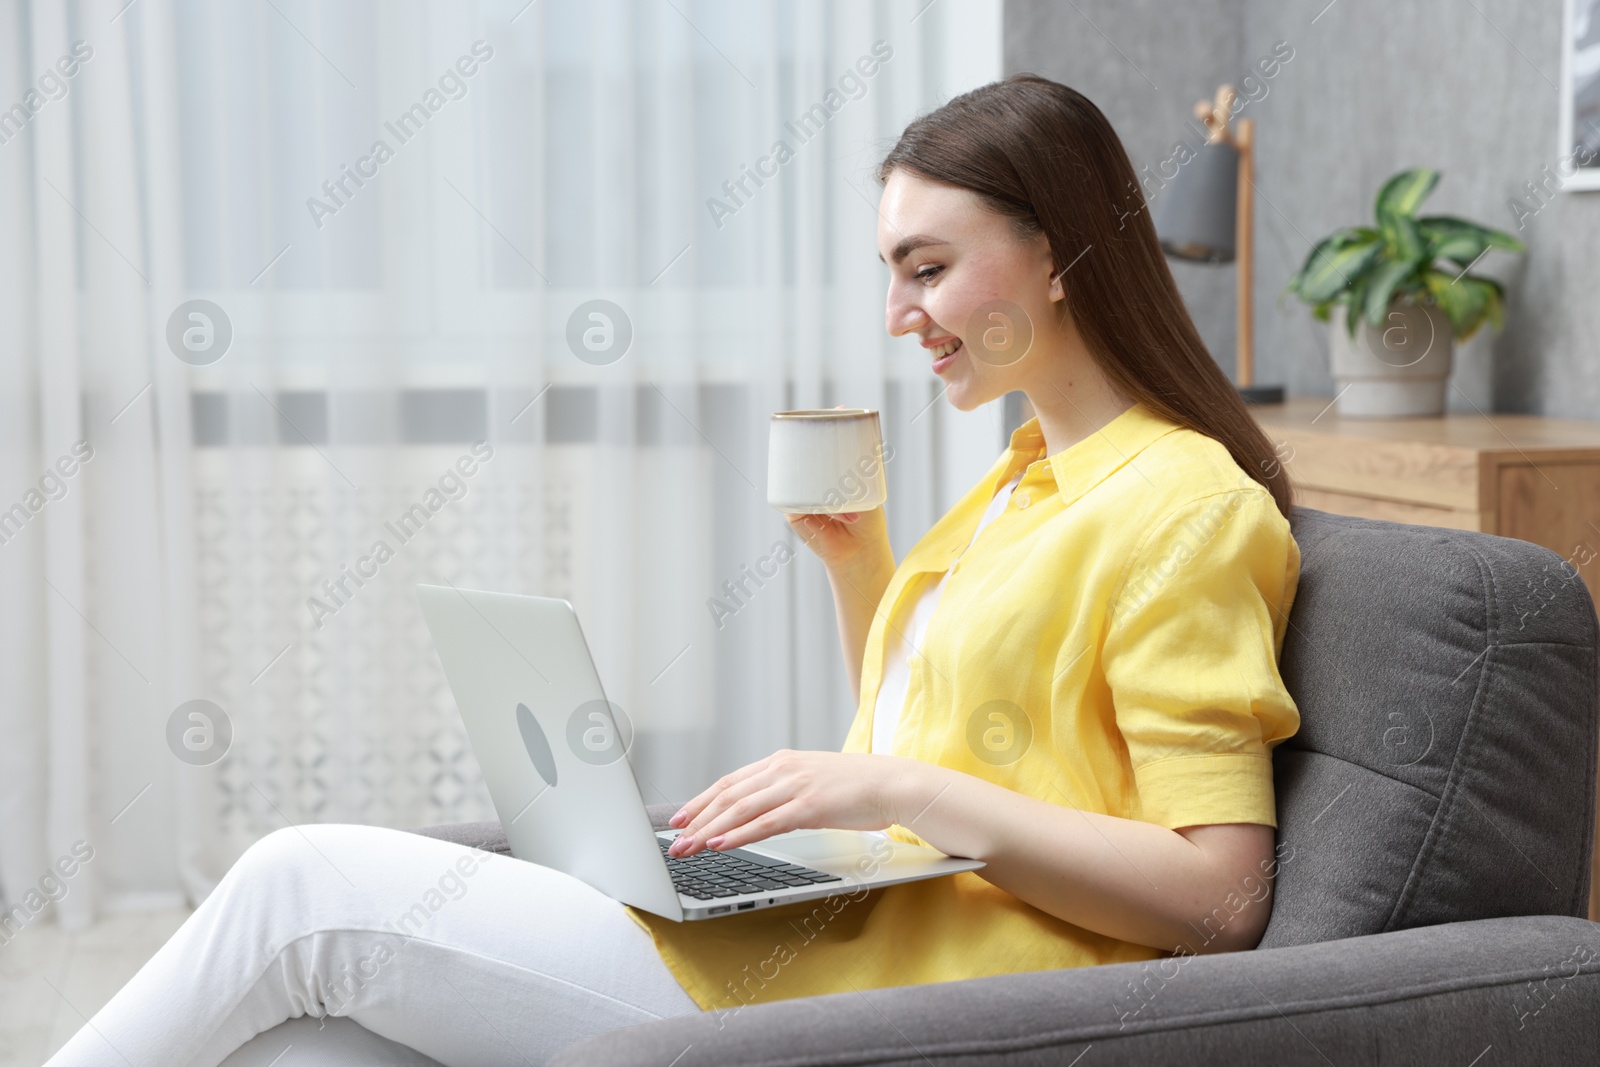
[417,507,1600,1065]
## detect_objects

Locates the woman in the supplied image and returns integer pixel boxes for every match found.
[47,74,1298,1066]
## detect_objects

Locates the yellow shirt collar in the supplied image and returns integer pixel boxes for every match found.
[900,400,1184,576]
[995,400,1184,510]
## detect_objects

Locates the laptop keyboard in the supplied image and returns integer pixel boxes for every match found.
[658,837,842,900]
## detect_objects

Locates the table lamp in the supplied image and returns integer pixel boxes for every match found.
[1153,84,1284,405]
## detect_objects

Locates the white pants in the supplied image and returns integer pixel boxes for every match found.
[45,824,701,1067]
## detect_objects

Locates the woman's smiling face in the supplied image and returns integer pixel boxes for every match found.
[877,168,1063,412]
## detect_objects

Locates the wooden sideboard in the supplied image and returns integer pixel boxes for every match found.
[1251,397,1600,920]
[1251,398,1600,584]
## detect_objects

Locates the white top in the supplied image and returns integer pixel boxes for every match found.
[871,471,1024,755]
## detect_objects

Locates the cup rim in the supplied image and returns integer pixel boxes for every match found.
[771,408,878,420]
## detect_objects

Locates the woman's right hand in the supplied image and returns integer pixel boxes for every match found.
[783,506,890,574]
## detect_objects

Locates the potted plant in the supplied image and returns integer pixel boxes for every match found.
[1286,168,1525,417]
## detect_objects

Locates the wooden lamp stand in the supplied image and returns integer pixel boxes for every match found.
[1196,86,1284,405]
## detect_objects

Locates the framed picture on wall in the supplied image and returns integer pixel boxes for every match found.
[1560,0,1600,189]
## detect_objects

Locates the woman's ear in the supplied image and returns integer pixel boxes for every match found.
[1039,237,1068,304]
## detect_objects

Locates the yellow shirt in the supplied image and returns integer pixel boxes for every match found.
[627,401,1301,1012]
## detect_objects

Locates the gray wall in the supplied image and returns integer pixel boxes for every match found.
[1006,0,1600,417]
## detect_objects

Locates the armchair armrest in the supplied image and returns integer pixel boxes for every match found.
[549,915,1600,1066]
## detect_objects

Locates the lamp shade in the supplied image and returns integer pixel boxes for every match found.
[1153,141,1239,263]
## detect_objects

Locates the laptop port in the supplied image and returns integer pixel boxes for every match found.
[737,901,756,910]
[708,905,731,915]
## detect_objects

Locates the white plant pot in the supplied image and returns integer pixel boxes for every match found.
[1328,300,1454,417]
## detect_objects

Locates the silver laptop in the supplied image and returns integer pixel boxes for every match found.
[416,584,984,921]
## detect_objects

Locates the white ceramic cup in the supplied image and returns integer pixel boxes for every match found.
[767,408,889,515]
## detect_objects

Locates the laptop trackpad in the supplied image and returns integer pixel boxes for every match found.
[753,828,893,863]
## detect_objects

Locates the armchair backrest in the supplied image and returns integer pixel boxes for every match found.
[1260,507,1598,948]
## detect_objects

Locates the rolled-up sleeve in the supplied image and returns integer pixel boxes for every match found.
[1100,488,1301,830]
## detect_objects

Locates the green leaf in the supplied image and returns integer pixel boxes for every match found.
[1427,234,1485,265]
[1345,278,1367,337]
[1292,229,1382,304]
[1422,268,1490,340]
[1382,212,1425,262]
[1457,276,1505,340]
[1417,215,1527,266]
[1362,259,1422,325]
[1419,215,1525,252]
[1483,284,1504,334]
[1375,169,1439,222]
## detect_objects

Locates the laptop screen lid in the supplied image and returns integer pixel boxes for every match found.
[415,584,683,921]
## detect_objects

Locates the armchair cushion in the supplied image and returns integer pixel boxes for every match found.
[1262,508,1598,947]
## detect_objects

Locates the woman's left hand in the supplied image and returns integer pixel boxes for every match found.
[666,750,911,857]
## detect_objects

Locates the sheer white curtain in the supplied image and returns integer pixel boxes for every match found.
[0,0,1001,925]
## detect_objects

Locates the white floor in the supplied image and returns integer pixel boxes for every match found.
[0,908,191,1067]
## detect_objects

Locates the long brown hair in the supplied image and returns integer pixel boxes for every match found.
[876,73,1294,519]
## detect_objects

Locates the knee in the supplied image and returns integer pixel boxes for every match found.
[222,824,358,901]
[230,826,314,876]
